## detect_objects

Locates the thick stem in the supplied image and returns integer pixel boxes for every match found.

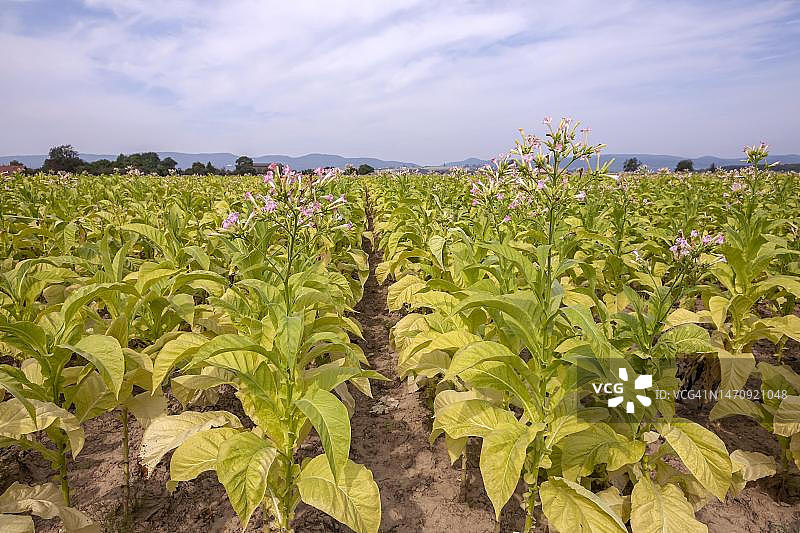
[57,438,70,507]
[523,485,539,533]
[460,441,469,502]
[121,406,131,532]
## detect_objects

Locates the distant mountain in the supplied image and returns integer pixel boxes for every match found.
[440,154,800,172]
[600,154,800,172]
[442,157,491,168]
[0,152,420,170]
[251,153,419,170]
[2,151,798,172]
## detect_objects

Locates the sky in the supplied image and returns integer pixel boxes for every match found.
[1,0,799,165]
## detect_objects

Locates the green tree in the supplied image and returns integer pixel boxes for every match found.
[8,159,23,167]
[623,157,640,172]
[675,159,694,172]
[205,162,217,174]
[42,145,84,172]
[235,156,255,175]
[158,157,178,175]
[189,161,207,175]
[357,164,375,175]
[86,159,115,175]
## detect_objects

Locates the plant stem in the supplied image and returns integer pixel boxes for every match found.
[461,441,469,502]
[523,485,539,533]
[121,406,131,532]
[57,438,70,506]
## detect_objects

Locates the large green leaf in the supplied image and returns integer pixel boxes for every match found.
[708,398,765,423]
[559,423,644,480]
[657,419,732,501]
[432,399,517,439]
[479,420,537,520]
[72,372,117,423]
[0,399,84,456]
[297,454,381,533]
[774,395,800,437]
[151,332,209,390]
[170,427,241,482]
[0,319,47,357]
[296,388,351,479]
[386,274,425,311]
[124,391,168,429]
[139,410,242,472]
[0,482,99,533]
[216,432,278,529]
[716,347,755,393]
[655,324,711,357]
[63,335,124,398]
[540,477,627,533]
[630,477,707,533]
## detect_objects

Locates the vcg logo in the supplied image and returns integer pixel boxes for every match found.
[592,368,653,414]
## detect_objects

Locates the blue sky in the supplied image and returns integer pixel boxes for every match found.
[1,0,799,164]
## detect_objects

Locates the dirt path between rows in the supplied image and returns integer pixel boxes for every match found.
[295,201,530,532]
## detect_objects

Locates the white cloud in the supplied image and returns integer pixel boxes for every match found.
[1,0,798,162]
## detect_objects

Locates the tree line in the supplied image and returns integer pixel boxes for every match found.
[14,146,377,176]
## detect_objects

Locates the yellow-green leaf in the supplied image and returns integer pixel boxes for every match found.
[216,432,277,529]
[70,335,125,398]
[296,388,351,479]
[657,419,732,501]
[774,395,800,437]
[630,477,707,533]
[297,454,381,533]
[170,427,241,482]
[432,399,517,440]
[479,420,537,520]
[139,410,242,472]
[540,476,627,533]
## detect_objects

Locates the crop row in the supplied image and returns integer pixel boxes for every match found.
[1,168,383,532]
[369,121,800,532]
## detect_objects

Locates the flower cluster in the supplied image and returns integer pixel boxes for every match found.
[669,230,724,260]
[221,163,354,233]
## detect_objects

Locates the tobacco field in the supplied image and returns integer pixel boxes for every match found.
[1,120,799,532]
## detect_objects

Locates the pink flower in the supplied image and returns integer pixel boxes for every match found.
[502,215,511,223]
[263,198,277,212]
[222,212,239,229]
[690,229,699,238]
[575,191,586,201]
[543,116,552,126]
[537,179,546,190]
[345,222,354,231]
[731,182,744,192]
[715,234,725,245]
[323,194,334,202]
[472,198,479,206]
[244,191,254,201]
[496,193,505,201]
